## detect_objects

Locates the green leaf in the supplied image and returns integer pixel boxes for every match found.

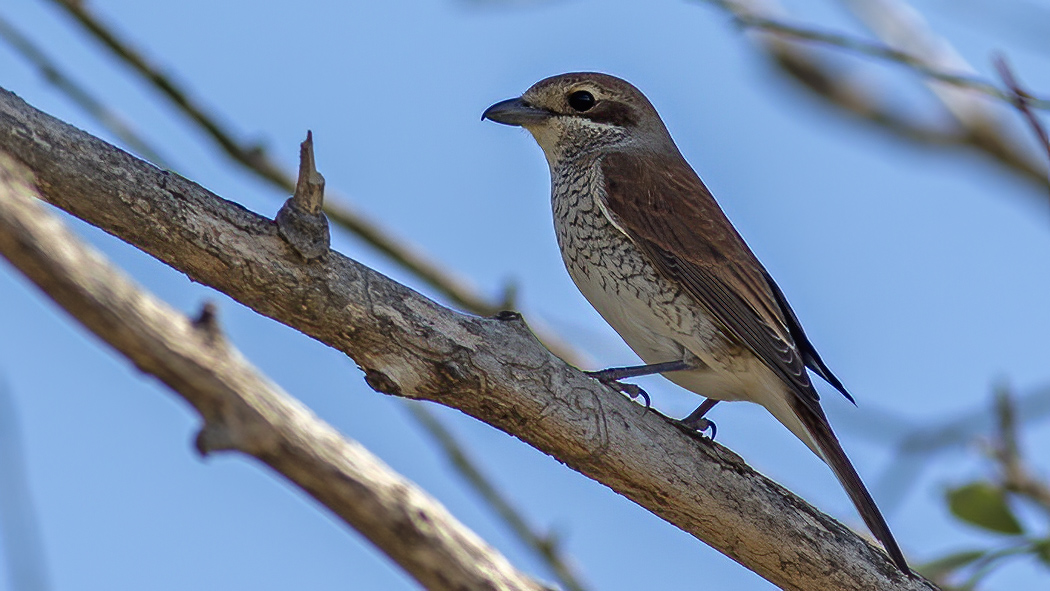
[1034,539,1050,567]
[946,482,1024,535]
[917,549,987,580]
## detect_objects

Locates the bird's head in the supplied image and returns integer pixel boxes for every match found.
[483,73,676,166]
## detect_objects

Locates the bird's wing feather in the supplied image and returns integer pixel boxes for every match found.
[598,150,819,408]
[763,270,855,403]
[598,151,909,572]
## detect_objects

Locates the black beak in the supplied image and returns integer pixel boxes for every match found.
[482,98,552,126]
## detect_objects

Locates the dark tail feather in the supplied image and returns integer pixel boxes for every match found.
[796,403,911,574]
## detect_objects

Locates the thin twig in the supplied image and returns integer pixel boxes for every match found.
[0,380,52,591]
[0,14,168,166]
[741,15,1048,109]
[994,55,1050,189]
[699,0,1050,110]
[694,0,1049,190]
[41,0,521,321]
[839,0,1048,192]
[993,385,1022,487]
[992,387,1050,511]
[828,382,1050,511]
[406,403,589,591]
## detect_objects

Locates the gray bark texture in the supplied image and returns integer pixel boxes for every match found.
[0,153,548,591]
[0,86,937,591]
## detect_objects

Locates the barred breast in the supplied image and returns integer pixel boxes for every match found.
[548,157,757,402]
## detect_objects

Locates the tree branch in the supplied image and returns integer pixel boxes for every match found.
[0,380,51,591]
[0,153,548,591]
[17,0,584,560]
[405,402,589,591]
[701,0,1050,110]
[0,14,169,166]
[42,0,528,321]
[695,0,1050,192]
[994,55,1050,188]
[992,388,1050,512]
[0,87,937,590]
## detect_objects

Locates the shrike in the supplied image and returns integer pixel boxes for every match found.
[484,72,908,572]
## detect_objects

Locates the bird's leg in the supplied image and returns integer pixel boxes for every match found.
[585,360,695,409]
[587,359,694,381]
[680,398,720,438]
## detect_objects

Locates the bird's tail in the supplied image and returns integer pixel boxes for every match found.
[793,401,911,574]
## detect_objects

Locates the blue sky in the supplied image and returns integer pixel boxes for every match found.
[2,0,1049,589]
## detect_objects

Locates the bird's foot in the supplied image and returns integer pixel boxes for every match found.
[585,372,651,409]
[679,398,719,439]
[679,415,717,439]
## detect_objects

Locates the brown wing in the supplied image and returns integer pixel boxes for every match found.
[599,150,820,408]
[600,151,911,572]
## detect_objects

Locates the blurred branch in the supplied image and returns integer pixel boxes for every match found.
[406,403,588,591]
[841,0,1050,186]
[42,0,585,362]
[925,0,1050,55]
[832,382,1050,510]
[893,385,1050,457]
[839,0,1005,117]
[992,387,1050,511]
[913,387,1050,587]
[25,2,587,576]
[729,6,1050,110]
[42,0,286,183]
[0,380,51,591]
[0,153,549,591]
[42,0,482,309]
[695,0,1050,191]
[0,14,168,166]
[995,55,1050,187]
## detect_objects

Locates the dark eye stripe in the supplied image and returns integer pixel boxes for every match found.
[582,101,637,127]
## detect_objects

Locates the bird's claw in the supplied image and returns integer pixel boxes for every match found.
[617,381,651,409]
[680,416,717,439]
[586,373,651,409]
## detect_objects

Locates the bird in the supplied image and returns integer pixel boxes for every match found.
[482,72,909,573]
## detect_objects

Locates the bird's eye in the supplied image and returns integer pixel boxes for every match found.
[568,90,595,112]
